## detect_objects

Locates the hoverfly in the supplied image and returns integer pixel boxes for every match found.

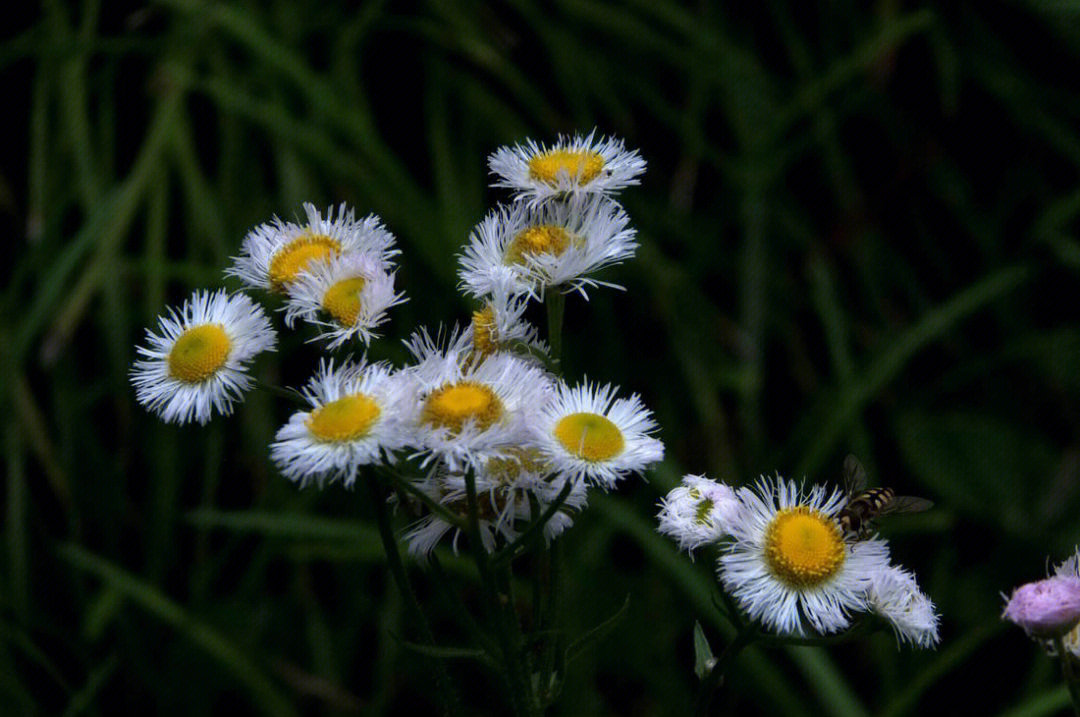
[836,455,933,537]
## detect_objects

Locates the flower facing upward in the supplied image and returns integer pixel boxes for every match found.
[457,196,636,299]
[400,329,553,473]
[657,475,741,553]
[227,203,398,292]
[487,131,646,203]
[131,289,276,425]
[1003,575,1080,639]
[718,476,891,636]
[270,360,410,487]
[868,565,940,648]
[532,381,663,489]
[283,252,406,349]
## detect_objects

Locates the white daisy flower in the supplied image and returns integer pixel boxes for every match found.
[227,203,398,292]
[399,329,554,473]
[270,360,411,487]
[403,451,589,557]
[718,476,892,636]
[657,474,741,554]
[283,252,406,349]
[462,272,546,361]
[531,381,663,489]
[867,565,940,648]
[131,289,276,425]
[457,196,636,300]
[487,130,646,203]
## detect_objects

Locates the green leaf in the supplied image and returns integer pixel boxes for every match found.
[565,595,630,665]
[693,621,715,679]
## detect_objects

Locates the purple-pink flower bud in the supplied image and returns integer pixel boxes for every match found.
[1003,576,1080,638]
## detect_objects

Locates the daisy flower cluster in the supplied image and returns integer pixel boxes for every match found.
[658,473,940,648]
[130,131,662,559]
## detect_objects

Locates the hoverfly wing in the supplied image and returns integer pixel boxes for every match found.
[842,454,868,495]
[879,495,934,516]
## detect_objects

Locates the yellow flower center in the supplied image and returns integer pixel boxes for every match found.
[321,276,367,326]
[505,225,572,266]
[422,381,504,434]
[268,234,341,290]
[763,507,846,588]
[694,498,715,525]
[486,448,549,486]
[553,412,625,462]
[471,304,498,357]
[168,324,231,383]
[528,149,605,186]
[305,394,381,442]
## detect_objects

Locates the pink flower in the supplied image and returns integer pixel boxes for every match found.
[1003,576,1080,638]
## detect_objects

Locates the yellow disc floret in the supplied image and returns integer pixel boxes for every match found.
[306,394,381,442]
[471,304,498,357]
[168,324,231,383]
[553,412,625,462]
[505,225,572,266]
[528,149,605,186]
[321,276,367,326]
[486,448,549,486]
[422,381,504,434]
[763,507,846,588]
[268,234,341,290]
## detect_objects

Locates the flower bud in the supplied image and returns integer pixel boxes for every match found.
[1003,576,1080,638]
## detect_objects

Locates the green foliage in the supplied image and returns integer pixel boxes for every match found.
[4,0,1080,714]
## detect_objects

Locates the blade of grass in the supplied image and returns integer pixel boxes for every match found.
[58,543,296,717]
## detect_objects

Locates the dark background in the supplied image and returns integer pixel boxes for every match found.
[4,1,1080,714]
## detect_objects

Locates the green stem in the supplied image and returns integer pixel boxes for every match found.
[694,627,756,716]
[462,470,539,717]
[255,380,307,407]
[1054,637,1080,717]
[545,290,565,368]
[365,478,460,717]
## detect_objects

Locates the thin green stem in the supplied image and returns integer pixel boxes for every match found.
[255,380,308,407]
[694,626,757,716]
[1054,637,1080,717]
[365,478,460,717]
[462,470,538,717]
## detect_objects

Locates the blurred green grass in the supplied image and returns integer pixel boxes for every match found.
[5,0,1080,714]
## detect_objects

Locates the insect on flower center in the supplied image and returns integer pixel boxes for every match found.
[528,149,605,186]
[471,304,498,357]
[764,507,846,588]
[321,276,367,326]
[505,225,572,266]
[422,381,504,434]
[306,394,381,442]
[553,412,625,462]
[268,234,341,290]
[168,324,231,383]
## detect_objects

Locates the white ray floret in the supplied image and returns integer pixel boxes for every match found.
[458,196,636,299]
[270,360,411,487]
[718,476,892,636]
[463,271,546,361]
[131,289,276,425]
[398,329,554,473]
[531,380,664,489]
[488,131,646,203]
[657,474,742,554]
[403,453,589,557]
[867,565,940,648]
[283,252,406,349]
[226,203,399,292]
